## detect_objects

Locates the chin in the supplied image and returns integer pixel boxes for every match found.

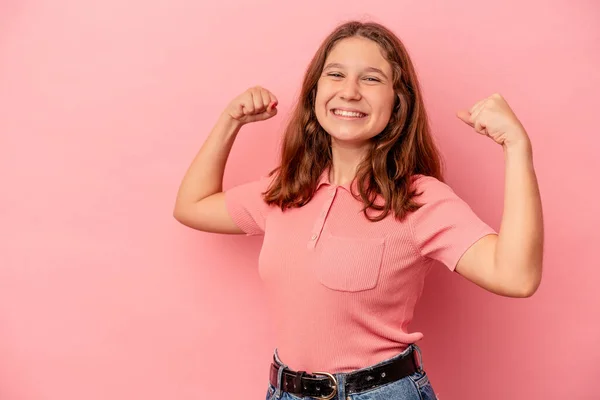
[328,131,372,145]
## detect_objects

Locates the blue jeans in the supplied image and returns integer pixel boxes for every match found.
[266,344,437,400]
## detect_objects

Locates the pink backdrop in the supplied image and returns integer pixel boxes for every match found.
[1,0,598,399]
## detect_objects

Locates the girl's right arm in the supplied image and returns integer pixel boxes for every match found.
[172,86,278,233]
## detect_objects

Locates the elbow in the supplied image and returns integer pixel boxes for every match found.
[173,197,192,222]
[513,283,538,298]
[511,271,542,298]
[172,203,186,223]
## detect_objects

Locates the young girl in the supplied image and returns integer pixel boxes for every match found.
[173,20,543,400]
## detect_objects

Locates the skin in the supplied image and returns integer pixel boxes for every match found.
[312,37,544,298]
[174,37,544,298]
[314,37,396,186]
[455,95,543,298]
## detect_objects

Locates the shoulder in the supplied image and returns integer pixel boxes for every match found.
[406,174,479,224]
[410,174,457,202]
[229,173,275,192]
[224,173,277,209]
[260,173,277,188]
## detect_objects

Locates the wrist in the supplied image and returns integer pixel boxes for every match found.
[503,139,533,165]
[217,112,244,136]
[503,133,532,155]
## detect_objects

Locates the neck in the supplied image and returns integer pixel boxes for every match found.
[329,141,368,186]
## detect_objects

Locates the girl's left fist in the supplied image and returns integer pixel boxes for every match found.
[457,93,529,148]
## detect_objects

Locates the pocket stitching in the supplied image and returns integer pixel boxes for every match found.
[316,234,385,292]
[408,374,424,400]
[415,373,429,388]
[266,384,276,400]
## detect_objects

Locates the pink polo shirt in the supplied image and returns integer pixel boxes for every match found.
[224,169,496,373]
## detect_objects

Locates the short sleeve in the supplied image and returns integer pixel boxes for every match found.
[224,175,273,236]
[408,175,497,271]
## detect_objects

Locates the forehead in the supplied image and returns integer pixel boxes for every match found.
[325,36,391,73]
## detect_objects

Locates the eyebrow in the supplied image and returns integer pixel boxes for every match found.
[323,63,389,80]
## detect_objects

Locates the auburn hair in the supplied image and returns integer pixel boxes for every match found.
[263,20,444,222]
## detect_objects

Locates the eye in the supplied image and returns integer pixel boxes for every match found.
[364,76,381,82]
[327,72,344,78]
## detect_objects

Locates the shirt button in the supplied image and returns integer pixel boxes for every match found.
[321,211,326,217]
[311,234,318,240]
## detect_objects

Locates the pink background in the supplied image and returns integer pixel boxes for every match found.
[1,0,599,399]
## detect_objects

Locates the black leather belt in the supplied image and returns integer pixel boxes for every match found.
[269,348,420,399]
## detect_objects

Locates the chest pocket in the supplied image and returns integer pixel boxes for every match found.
[316,233,385,292]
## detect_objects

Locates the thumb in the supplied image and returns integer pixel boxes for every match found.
[266,106,278,117]
[456,110,473,127]
[254,105,278,121]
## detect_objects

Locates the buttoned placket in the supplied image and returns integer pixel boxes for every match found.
[307,186,338,250]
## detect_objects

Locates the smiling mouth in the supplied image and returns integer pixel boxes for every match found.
[331,109,368,119]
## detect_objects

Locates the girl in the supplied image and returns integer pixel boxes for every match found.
[173,20,543,400]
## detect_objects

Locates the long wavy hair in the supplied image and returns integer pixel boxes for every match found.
[263,20,444,222]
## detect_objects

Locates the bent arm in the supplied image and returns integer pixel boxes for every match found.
[172,113,244,234]
[456,140,544,297]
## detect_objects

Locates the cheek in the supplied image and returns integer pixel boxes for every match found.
[368,93,395,130]
[315,82,333,116]
[374,92,395,118]
[314,86,327,124]
[315,82,329,103]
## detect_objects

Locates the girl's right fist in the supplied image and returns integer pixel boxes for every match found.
[226,86,278,125]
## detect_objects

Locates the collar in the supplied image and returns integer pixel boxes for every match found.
[316,167,355,192]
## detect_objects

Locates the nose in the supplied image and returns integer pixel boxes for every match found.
[339,79,361,101]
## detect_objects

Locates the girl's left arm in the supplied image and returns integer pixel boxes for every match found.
[454,94,544,298]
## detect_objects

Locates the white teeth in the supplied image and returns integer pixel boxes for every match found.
[333,109,366,118]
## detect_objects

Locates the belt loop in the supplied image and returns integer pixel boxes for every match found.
[274,348,287,365]
[412,344,424,372]
[274,348,289,399]
[336,373,346,400]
